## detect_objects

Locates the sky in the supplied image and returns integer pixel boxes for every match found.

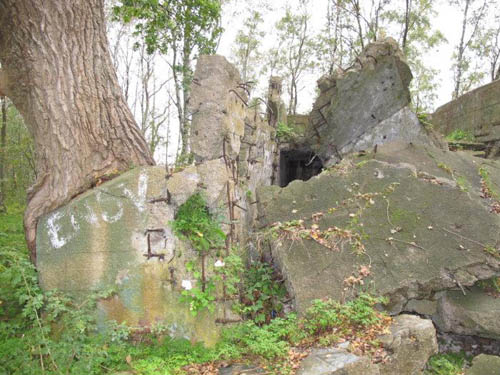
[217,0,468,114]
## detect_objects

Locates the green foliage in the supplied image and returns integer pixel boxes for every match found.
[479,166,500,201]
[303,299,342,335]
[218,317,296,359]
[304,294,386,336]
[446,129,475,142]
[276,121,297,142]
[180,279,217,315]
[0,101,35,206]
[437,162,452,175]
[113,0,222,58]
[425,352,469,375]
[215,253,244,296]
[234,261,287,324]
[113,0,222,158]
[172,193,226,315]
[418,112,434,130]
[449,0,493,98]
[172,193,225,254]
[0,209,389,374]
[477,276,500,293]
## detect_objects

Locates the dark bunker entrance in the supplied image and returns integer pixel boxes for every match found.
[279,149,323,187]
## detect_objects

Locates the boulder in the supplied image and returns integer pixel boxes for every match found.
[219,365,265,375]
[308,38,433,166]
[466,354,500,375]
[297,347,379,375]
[433,286,500,340]
[378,314,438,374]
[296,314,437,375]
[257,142,500,314]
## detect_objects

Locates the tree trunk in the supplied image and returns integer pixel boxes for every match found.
[0,0,155,261]
[454,0,471,99]
[401,0,411,53]
[0,97,6,212]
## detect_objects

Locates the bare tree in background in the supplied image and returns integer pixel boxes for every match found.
[451,0,490,98]
[269,3,317,115]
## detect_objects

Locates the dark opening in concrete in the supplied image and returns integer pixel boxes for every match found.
[279,149,323,187]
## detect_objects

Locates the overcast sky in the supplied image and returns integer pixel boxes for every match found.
[217,0,468,113]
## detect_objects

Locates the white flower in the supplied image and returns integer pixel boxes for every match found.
[181,280,193,290]
[214,259,225,268]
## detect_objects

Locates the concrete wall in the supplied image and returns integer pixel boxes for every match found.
[432,80,500,137]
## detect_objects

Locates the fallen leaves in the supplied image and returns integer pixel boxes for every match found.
[344,265,371,288]
[480,178,500,214]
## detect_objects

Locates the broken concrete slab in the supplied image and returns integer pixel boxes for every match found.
[257,142,500,315]
[296,314,436,375]
[378,314,438,375]
[307,38,433,166]
[189,55,248,161]
[465,354,500,375]
[433,286,500,340]
[297,347,379,375]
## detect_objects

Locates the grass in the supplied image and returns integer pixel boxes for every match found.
[425,352,469,375]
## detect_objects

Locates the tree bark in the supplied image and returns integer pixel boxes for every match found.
[0,97,6,212]
[0,0,155,261]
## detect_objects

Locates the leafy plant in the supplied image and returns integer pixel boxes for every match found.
[171,193,226,315]
[417,112,434,130]
[477,277,500,293]
[276,121,297,141]
[303,293,386,336]
[180,280,217,315]
[234,261,287,324]
[218,318,292,359]
[446,129,475,142]
[172,193,226,253]
[425,352,469,375]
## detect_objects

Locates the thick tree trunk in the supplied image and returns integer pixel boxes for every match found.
[0,97,6,212]
[0,0,155,261]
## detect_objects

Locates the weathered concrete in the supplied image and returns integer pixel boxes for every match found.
[257,142,500,314]
[37,166,226,346]
[36,56,276,345]
[297,347,379,375]
[296,315,437,375]
[189,55,248,161]
[466,354,500,375]
[267,76,287,128]
[378,315,438,374]
[432,79,500,158]
[306,38,433,166]
[432,80,500,136]
[433,286,500,340]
